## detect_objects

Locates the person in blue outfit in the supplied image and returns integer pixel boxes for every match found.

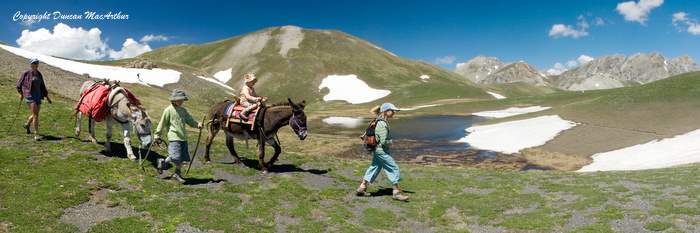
[356,103,409,201]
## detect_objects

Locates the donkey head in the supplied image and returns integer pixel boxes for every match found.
[287,98,307,140]
[128,104,153,146]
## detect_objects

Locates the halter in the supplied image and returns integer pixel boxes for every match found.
[290,111,306,134]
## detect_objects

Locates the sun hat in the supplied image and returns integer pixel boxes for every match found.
[169,89,189,101]
[29,58,39,64]
[243,73,257,83]
[380,103,400,113]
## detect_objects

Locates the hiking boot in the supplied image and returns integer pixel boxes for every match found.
[355,185,369,197]
[23,124,31,134]
[392,191,409,201]
[157,158,166,174]
[238,112,249,121]
[172,171,186,184]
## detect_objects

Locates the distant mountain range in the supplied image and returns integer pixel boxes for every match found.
[455,54,698,90]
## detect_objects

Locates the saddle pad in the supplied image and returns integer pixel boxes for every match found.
[224,102,258,128]
[76,83,111,122]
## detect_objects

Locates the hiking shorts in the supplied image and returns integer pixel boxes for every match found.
[167,140,190,163]
[25,95,41,105]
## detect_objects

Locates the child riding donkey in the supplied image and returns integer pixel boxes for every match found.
[238,73,267,121]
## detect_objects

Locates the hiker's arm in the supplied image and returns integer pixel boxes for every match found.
[242,87,261,102]
[16,72,24,96]
[154,109,169,139]
[40,77,49,100]
[183,110,199,129]
[40,78,51,103]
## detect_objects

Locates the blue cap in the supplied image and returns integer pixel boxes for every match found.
[380,103,400,113]
[29,58,39,64]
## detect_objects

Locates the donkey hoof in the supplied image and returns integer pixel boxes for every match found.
[127,155,137,161]
[261,170,268,174]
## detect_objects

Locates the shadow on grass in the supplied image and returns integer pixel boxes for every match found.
[219,157,329,175]
[371,187,416,197]
[96,142,166,168]
[38,134,64,141]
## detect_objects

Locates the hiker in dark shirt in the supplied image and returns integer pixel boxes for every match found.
[16,58,52,141]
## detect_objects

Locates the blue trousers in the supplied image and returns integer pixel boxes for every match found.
[363,151,400,185]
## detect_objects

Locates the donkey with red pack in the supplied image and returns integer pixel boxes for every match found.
[74,80,153,160]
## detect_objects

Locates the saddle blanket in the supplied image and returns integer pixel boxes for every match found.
[224,101,257,125]
[76,82,141,122]
[76,83,111,122]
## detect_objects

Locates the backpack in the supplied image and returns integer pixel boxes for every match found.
[361,119,382,151]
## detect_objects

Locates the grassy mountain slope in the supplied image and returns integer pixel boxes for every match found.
[0,47,232,121]
[0,79,698,232]
[139,26,490,107]
[482,82,560,98]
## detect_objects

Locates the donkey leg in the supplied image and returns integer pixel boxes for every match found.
[122,122,136,160]
[267,138,282,170]
[225,135,243,165]
[88,117,98,144]
[75,112,82,137]
[105,118,113,154]
[257,137,267,173]
[204,124,219,163]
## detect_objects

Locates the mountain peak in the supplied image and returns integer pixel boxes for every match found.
[455,56,504,83]
[553,53,698,90]
[455,56,547,86]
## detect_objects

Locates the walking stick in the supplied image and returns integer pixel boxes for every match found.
[139,133,156,172]
[186,115,207,175]
[10,95,23,132]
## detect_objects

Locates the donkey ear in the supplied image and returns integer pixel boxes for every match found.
[287,98,294,106]
[300,100,306,109]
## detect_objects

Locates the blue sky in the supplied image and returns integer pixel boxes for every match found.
[3,0,699,71]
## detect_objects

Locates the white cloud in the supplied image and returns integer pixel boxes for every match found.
[616,0,663,25]
[673,12,688,23]
[672,12,700,35]
[549,15,591,39]
[16,23,161,60]
[434,55,456,65]
[689,24,700,35]
[549,24,588,39]
[16,23,109,60]
[108,38,153,60]
[593,17,607,26]
[577,54,594,64]
[546,54,595,75]
[140,34,169,42]
[546,62,568,75]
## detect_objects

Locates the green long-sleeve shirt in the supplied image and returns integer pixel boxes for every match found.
[374,119,392,154]
[155,105,199,141]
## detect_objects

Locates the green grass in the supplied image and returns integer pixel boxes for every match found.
[644,221,673,231]
[0,78,698,232]
[361,208,398,229]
